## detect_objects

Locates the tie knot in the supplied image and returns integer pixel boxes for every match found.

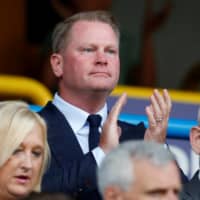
[87,114,102,128]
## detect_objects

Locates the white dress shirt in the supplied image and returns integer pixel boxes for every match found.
[52,93,107,166]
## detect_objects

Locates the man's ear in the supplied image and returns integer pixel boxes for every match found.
[50,53,64,77]
[190,126,200,154]
[104,186,123,200]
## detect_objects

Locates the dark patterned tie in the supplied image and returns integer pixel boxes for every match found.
[87,114,102,151]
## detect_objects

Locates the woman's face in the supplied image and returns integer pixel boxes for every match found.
[0,123,45,200]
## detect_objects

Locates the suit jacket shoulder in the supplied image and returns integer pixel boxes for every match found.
[118,120,146,141]
[181,170,200,200]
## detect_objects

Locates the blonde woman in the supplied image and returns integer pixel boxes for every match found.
[0,101,50,200]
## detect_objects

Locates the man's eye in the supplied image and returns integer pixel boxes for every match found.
[83,48,94,52]
[107,49,117,54]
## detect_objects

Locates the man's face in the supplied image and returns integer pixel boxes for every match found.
[0,124,44,199]
[189,125,200,154]
[52,20,120,94]
[122,160,182,200]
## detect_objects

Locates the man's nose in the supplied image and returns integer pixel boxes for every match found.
[95,51,108,65]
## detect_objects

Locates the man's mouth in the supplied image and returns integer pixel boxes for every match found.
[90,72,110,77]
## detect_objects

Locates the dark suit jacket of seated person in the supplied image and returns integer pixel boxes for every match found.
[180,108,200,200]
[39,10,188,200]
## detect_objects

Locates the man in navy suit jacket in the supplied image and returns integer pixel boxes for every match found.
[180,109,200,200]
[39,10,176,200]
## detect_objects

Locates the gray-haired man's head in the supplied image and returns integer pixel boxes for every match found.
[97,140,181,200]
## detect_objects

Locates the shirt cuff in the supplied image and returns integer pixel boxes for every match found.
[92,147,106,167]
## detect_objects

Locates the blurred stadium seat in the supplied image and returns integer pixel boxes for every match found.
[0,75,52,105]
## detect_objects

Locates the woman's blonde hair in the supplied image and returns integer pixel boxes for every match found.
[0,101,50,192]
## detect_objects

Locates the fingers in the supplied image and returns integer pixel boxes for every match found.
[99,94,126,153]
[145,105,156,127]
[150,89,171,120]
[108,93,127,122]
[146,89,171,129]
[163,89,172,112]
[150,90,163,119]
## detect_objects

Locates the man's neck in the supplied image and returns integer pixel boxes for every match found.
[58,90,109,113]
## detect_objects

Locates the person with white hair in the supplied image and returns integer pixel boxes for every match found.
[98,140,182,200]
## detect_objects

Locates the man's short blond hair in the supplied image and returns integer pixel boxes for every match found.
[51,10,120,53]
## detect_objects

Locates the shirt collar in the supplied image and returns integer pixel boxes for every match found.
[52,93,108,133]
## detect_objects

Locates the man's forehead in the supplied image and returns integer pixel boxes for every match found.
[134,159,179,178]
[69,20,119,44]
[132,162,181,194]
[71,20,112,30]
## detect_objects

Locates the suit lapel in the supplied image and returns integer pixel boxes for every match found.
[183,170,200,199]
[40,102,84,165]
